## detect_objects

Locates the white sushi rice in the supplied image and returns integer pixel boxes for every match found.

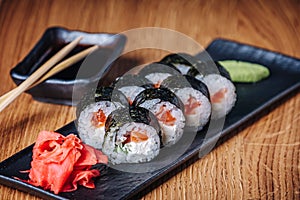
[173,64,190,75]
[145,73,172,86]
[102,122,160,164]
[77,101,119,149]
[118,86,145,104]
[195,74,204,80]
[140,101,185,146]
[202,74,237,119]
[175,87,211,130]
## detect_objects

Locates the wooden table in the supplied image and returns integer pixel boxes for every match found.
[0,0,299,199]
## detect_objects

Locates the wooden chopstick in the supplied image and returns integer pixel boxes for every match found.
[0,45,99,102]
[32,45,98,87]
[0,37,84,112]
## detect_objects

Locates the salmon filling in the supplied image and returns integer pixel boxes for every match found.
[123,129,149,144]
[91,109,106,127]
[185,95,201,115]
[127,98,133,105]
[153,82,161,89]
[155,105,176,126]
[211,88,228,103]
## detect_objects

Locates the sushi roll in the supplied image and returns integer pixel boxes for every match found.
[77,87,128,149]
[102,107,161,164]
[76,86,128,117]
[193,61,237,119]
[112,74,151,105]
[161,53,236,119]
[160,53,200,77]
[138,62,180,88]
[190,60,231,80]
[161,75,211,131]
[133,88,185,146]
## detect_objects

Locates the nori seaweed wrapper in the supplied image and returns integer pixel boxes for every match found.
[76,86,128,118]
[159,53,199,77]
[160,74,190,91]
[159,53,231,80]
[160,53,197,66]
[184,75,210,99]
[188,60,232,80]
[214,61,231,80]
[111,74,152,89]
[105,106,162,145]
[138,62,181,77]
[132,88,184,111]
[161,75,210,99]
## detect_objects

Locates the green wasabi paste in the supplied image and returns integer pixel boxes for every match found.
[218,60,270,83]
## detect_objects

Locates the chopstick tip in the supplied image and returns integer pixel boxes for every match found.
[92,45,99,49]
[75,36,84,42]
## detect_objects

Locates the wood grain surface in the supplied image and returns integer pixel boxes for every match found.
[0,0,299,199]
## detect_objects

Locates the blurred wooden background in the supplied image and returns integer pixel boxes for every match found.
[0,0,299,199]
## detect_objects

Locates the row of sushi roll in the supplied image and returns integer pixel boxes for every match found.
[160,53,237,119]
[77,53,237,164]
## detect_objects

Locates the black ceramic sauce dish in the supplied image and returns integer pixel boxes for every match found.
[10,27,126,105]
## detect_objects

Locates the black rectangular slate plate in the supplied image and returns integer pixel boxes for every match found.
[1,39,300,200]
